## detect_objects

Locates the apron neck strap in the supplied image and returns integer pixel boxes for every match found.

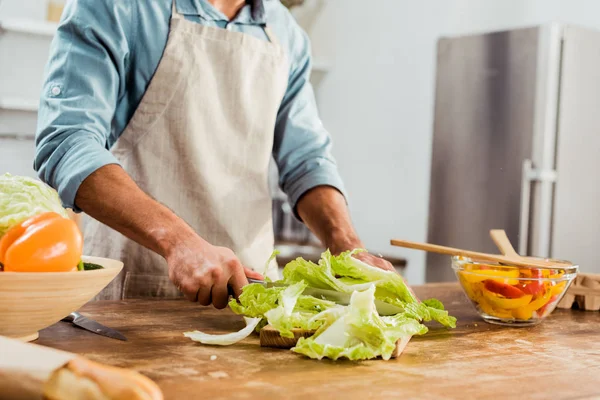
[263,26,279,45]
[172,0,184,20]
[171,0,278,46]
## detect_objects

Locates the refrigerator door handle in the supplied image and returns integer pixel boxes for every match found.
[519,159,558,255]
[519,159,534,255]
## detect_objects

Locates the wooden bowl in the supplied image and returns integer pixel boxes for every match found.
[0,256,123,341]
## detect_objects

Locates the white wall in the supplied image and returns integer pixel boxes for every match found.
[308,0,600,284]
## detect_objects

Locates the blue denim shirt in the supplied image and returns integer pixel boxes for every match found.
[34,0,345,212]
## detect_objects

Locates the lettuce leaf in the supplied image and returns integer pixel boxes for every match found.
[0,173,68,237]
[187,249,456,360]
[283,249,456,328]
[292,285,427,361]
[184,317,261,346]
[229,281,341,337]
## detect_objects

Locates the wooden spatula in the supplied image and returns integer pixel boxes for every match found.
[389,238,562,269]
[489,229,521,259]
[489,229,573,268]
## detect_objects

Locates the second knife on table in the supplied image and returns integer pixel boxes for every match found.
[62,312,127,341]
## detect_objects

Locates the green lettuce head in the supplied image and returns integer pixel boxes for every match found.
[0,173,68,237]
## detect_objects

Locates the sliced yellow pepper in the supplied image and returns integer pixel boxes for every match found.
[550,281,567,296]
[477,297,513,319]
[459,269,520,285]
[512,289,553,320]
[482,290,532,310]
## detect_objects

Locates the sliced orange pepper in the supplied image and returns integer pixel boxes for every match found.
[0,212,82,272]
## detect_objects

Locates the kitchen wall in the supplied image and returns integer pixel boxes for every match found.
[307,0,600,284]
[3,0,600,283]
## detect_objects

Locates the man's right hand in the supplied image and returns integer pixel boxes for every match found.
[165,238,263,309]
[75,165,264,308]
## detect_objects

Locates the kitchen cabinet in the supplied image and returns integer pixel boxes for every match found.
[35,283,600,399]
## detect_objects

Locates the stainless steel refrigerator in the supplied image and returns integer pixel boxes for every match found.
[427,24,600,282]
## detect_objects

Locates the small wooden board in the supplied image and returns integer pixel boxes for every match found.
[259,325,410,358]
[259,325,314,349]
[556,273,600,311]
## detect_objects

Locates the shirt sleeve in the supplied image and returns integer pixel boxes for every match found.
[34,0,134,211]
[272,25,347,215]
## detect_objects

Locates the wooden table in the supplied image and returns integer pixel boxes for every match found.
[36,284,600,400]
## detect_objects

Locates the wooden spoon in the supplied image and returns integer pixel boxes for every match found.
[489,229,520,258]
[389,239,562,269]
[489,229,572,268]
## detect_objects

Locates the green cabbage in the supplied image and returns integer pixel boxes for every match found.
[283,249,456,328]
[0,173,68,237]
[184,317,261,345]
[186,250,456,361]
[292,285,428,361]
[228,281,340,336]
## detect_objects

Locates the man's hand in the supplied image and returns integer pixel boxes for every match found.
[352,251,395,272]
[296,185,396,273]
[75,165,264,308]
[166,236,264,309]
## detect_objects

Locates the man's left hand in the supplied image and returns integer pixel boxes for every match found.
[352,251,395,272]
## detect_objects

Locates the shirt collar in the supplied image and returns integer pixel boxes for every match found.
[175,0,266,25]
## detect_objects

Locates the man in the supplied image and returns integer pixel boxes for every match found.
[35,0,393,307]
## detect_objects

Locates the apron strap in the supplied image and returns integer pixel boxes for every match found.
[171,0,184,20]
[263,26,279,46]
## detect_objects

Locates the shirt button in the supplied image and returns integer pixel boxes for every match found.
[51,86,61,96]
[226,23,234,31]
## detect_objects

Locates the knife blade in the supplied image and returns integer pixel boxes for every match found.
[62,312,127,341]
[246,278,404,316]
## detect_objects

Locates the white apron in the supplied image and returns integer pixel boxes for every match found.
[83,1,289,299]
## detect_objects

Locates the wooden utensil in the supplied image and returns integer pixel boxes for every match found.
[389,239,561,269]
[259,325,410,358]
[489,229,520,258]
[489,229,573,268]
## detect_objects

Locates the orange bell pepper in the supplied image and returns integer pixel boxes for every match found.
[0,212,82,272]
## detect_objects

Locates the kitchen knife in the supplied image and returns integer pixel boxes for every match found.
[246,278,404,316]
[62,312,127,341]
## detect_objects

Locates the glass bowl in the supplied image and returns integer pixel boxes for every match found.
[452,256,578,326]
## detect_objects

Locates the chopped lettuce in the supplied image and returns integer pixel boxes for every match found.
[0,173,68,237]
[423,298,445,310]
[283,249,456,328]
[228,283,284,319]
[229,281,340,337]
[186,249,456,361]
[292,285,427,361]
[184,317,261,345]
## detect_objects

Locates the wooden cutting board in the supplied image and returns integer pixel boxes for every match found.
[259,325,410,358]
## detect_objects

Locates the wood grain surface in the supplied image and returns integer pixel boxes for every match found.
[35,284,600,400]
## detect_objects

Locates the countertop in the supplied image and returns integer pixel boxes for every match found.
[36,283,600,400]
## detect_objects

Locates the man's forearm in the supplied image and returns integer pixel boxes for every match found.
[296,186,395,272]
[295,186,363,253]
[75,164,198,258]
